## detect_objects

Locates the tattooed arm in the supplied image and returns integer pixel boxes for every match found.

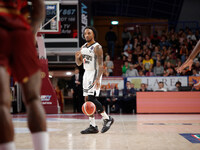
[177,40,200,73]
[93,45,104,89]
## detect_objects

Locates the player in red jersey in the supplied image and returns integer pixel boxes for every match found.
[0,0,49,150]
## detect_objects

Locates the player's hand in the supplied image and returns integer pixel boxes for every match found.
[93,78,100,90]
[75,51,82,58]
[176,59,193,73]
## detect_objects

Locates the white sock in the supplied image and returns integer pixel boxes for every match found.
[0,141,16,150]
[89,117,96,127]
[100,111,109,120]
[32,131,49,150]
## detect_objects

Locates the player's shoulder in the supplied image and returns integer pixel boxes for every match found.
[94,42,102,49]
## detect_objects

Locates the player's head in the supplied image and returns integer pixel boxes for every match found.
[83,26,97,42]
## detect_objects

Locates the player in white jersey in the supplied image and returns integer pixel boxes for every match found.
[75,26,114,134]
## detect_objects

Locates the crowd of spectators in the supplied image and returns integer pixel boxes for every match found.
[104,26,200,77]
[100,26,200,114]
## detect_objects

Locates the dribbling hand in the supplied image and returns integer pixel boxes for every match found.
[176,59,193,73]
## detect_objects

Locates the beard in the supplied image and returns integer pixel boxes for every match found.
[86,38,92,42]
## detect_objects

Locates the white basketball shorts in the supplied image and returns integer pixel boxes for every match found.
[83,70,102,97]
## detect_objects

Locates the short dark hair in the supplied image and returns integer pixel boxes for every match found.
[83,26,97,39]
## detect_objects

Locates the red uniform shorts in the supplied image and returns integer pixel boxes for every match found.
[0,21,40,83]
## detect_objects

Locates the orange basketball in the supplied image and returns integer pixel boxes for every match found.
[82,101,96,116]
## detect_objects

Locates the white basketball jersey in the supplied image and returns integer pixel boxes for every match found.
[81,42,100,71]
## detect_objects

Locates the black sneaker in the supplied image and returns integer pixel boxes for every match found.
[101,116,114,133]
[81,125,99,134]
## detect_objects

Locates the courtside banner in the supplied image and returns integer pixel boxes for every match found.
[40,59,58,114]
[101,77,124,90]
[127,76,188,91]
[79,0,91,47]
[189,76,200,90]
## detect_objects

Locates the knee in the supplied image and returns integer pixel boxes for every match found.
[24,94,40,105]
[88,95,104,113]
[0,94,11,108]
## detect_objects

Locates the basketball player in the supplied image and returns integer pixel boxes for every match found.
[75,26,114,134]
[0,0,48,150]
[177,40,200,73]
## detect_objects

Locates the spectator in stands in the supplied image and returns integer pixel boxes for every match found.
[105,55,114,76]
[126,64,139,77]
[171,81,182,91]
[141,45,148,56]
[193,61,200,74]
[105,26,117,59]
[153,52,164,66]
[152,46,160,60]
[142,54,154,74]
[150,31,160,46]
[139,83,148,92]
[169,34,180,50]
[124,40,133,52]
[121,81,137,113]
[122,61,130,76]
[146,37,153,49]
[106,84,119,113]
[123,45,132,58]
[164,62,175,76]
[179,44,189,63]
[165,53,177,68]
[153,61,164,76]
[159,35,171,50]
[187,30,196,41]
[99,86,107,111]
[122,27,131,48]
[127,53,133,64]
[134,56,143,71]
[132,26,142,39]
[139,70,145,76]
[155,81,167,92]
[134,44,142,56]
[192,69,200,76]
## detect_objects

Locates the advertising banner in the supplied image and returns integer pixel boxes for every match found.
[40,59,58,114]
[101,77,124,90]
[189,76,200,90]
[79,0,91,47]
[127,76,188,91]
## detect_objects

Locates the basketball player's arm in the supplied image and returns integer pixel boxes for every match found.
[187,40,200,60]
[177,40,200,73]
[75,49,83,66]
[31,0,45,34]
[93,45,104,89]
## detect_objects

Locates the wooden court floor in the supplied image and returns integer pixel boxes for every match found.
[13,114,200,150]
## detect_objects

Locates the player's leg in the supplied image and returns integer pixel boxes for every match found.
[0,67,16,149]
[87,95,114,133]
[80,95,99,134]
[21,70,48,150]
[10,28,49,149]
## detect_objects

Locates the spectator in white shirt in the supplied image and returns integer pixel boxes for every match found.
[155,81,167,92]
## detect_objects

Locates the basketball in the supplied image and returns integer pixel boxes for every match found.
[82,101,96,116]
